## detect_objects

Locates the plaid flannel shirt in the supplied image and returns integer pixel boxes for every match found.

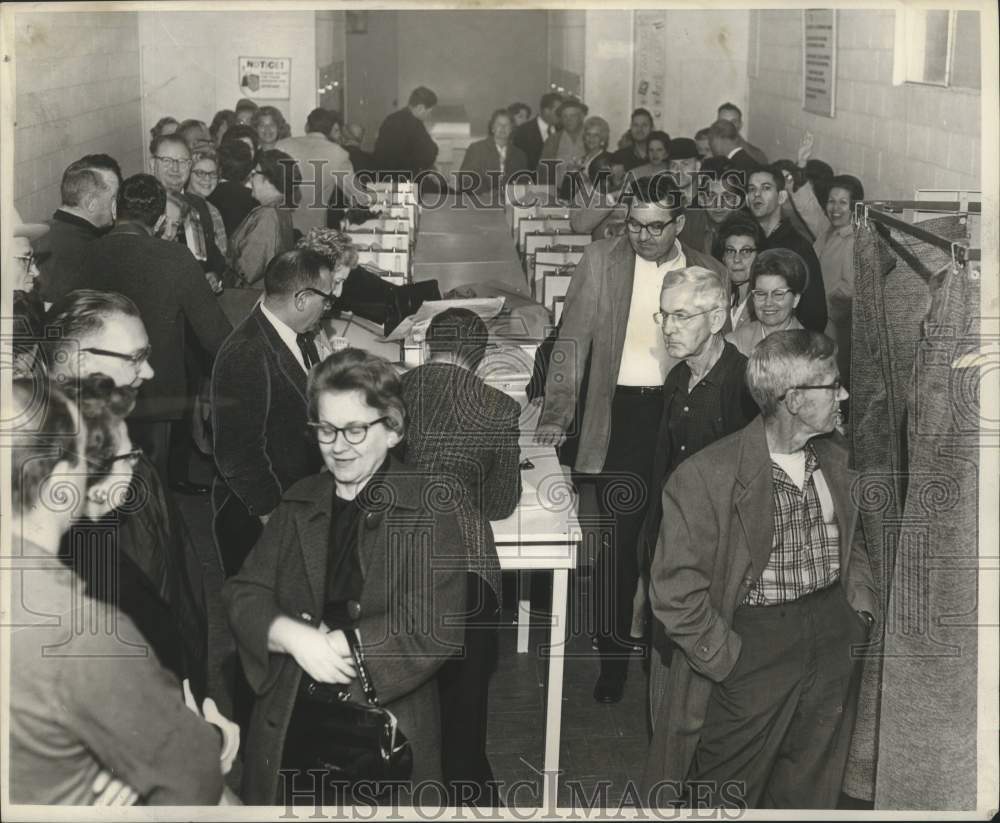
[743,445,841,606]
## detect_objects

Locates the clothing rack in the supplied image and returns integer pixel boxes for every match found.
[854,200,981,266]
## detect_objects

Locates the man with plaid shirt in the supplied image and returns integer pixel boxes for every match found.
[643,329,878,809]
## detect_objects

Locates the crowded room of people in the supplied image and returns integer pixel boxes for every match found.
[2,4,995,817]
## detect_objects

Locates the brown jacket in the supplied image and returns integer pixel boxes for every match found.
[223,460,467,803]
[539,234,728,473]
[641,416,878,802]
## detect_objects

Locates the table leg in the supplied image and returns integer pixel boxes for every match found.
[517,571,531,653]
[541,568,569,810]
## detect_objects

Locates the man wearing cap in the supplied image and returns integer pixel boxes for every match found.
[539,98,588,189]
[668,137,712,252]
[33,154,121,304]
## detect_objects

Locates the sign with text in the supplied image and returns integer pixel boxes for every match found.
[802,10,837,117]
[238,56,291,100]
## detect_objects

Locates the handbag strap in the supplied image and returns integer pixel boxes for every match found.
[345,628,380,707]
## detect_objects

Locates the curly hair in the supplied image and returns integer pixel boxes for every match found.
[297,227,359,270]
[62,374,137,488]
[307,349,406,436]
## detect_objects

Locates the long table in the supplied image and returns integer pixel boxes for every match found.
[413,198,580,808]
[492,437,579,808]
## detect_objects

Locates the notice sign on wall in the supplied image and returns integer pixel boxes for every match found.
[238,57,291,100]
[802,10,837,117]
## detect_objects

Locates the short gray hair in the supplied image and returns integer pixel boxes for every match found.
[746,329,837,416]
[661,266,728,312]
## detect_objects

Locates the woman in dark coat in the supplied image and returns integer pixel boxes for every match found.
[223,349,467,805]
[459,108,529,193]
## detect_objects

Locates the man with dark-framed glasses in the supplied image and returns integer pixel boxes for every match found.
[535,175,727,704]
[211,248,346,578]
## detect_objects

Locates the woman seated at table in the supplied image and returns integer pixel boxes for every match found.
[726,247,806,357]
[399,308,521,806]
[458,108,528,193]
[223,349,467,806]
[228,149,300,287]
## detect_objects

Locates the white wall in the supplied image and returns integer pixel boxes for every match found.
[748,9,981,198]
[138,11,317,150]
[12,11,143,221]
[584,11,634,138]
[659,10,751,138]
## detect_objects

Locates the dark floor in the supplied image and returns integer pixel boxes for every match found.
[175,452,651,810]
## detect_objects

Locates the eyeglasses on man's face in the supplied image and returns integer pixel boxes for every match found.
[779,379,843,400]
[751,288,792,302]
[652,307,719,328]
[308,417,389,445]
[94,448,143,473]
[626,216,678,238]
[297,286,338,308]
[723,247,756,260]
[81,345,153,367]
[154,156,192,171]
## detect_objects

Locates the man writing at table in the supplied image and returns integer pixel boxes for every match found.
[535,176,726,704]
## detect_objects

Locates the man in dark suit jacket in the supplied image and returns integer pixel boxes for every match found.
[717,102,769,166]
[211,247,345,576]
[373,86,440,181]
[748,165,828,332]
[34,154,121,304]
[536,176,730,705]
[708,118,761,200]
[511,91,563,175]
[399,308,521,806]
[81,174,232,490]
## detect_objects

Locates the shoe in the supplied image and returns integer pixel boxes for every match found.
[170,479,210,495]
[593,674,625,704]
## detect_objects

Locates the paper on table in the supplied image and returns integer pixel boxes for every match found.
[384,297,506,341]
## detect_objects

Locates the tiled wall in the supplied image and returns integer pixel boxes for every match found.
[12,11,143,222]
[748,9,981,199]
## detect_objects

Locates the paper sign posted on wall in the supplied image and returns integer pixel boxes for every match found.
[238,57,291,99]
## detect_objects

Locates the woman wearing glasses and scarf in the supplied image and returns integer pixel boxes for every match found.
[726,248,807,358]
[223,349,467,806]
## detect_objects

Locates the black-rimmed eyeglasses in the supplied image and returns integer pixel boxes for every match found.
[307,417,389,445]
[296,287,338,307]
[81,346,152,366]
[626,216,679,237]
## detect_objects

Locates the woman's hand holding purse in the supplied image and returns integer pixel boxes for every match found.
[284,620,356,684]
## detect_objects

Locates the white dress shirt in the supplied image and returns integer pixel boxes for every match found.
[616,242,687,386]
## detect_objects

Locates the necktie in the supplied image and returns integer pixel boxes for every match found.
[296,332,320,370]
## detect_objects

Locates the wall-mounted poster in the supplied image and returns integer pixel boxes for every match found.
[633,10,666,120]
[802,9,837,117]
[238,56,291,99]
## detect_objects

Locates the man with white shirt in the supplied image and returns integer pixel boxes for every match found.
[512,91,563,176]
[211,248,346,576]
[536,176,726,703]
[276,107,371,235]
[643,329,877,809]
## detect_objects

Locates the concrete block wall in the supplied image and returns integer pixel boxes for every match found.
[748,9,981,199]
[12,11,143,222]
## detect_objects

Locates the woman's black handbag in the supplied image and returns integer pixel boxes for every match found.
[288,628,413,788]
